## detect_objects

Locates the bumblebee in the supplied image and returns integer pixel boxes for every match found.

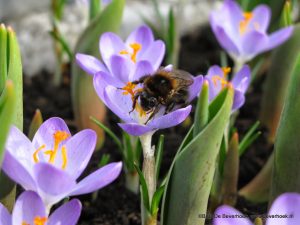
[130,68,194,124]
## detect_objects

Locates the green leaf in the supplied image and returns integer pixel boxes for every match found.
[260,24,300,142]
[270,53,300,201]
[161,87,234,225]
[239,121,260,156]
[134,164,150,211]
[49,28,73,61]
[0,80,16,167]
[0,24,7,93]
[280,0,293,27]
[98,154,110,168]
[155,135,164,181]
[28,109,43,141]
[166,7,177,66]
[151,185,165,215]
[71,0,125,148]
[89,0,101,21]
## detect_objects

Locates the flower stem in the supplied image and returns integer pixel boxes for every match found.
[140,132,157,225]
[233,59,244,74]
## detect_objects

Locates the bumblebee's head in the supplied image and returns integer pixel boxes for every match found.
[140,92,157,111]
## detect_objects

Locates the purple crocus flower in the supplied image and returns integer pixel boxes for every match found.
[214,192,300,225]
[77,0,112,6]
[205,65,250,110]
[210,0,293,63]
[93,65,203,136]
[0,191,81,225]
[76,25,165,85]
[1,117,122,209]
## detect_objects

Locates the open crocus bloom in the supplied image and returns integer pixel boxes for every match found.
[76,25,165,85]
[205,65,250,111]
[2,117,122,209]
[210,0,293,63]
[0,191,81,225]
[214,192,300,225]
[93,65,203,136]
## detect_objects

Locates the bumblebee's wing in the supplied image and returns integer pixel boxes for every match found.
[169,69,194,87]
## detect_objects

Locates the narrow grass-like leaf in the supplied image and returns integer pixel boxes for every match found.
[49,29,73,61]
[89,0,101,21]
[134,164,150,211]
[0,24,7,93]
[98,154,110,168]
[28,109,43,140]
[150,185,165,215]
[155,135,164,181]
[162,87,233,225]
[239,121,260,155]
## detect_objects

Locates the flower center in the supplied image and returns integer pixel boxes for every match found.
[212,67,231,89]
[120,82,146,117]
[119,42,142,63]
[33,131,70,169]
[239,12,253,35]
[22,216,47,225]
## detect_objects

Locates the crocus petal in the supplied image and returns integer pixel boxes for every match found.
[34,163,76,207]
[241,30,268,60]
[109,55,135,83]
[75,53,108,76]
[103,86,135,123]
[267,26,294,51]
[0,203,11,225]
[32,117,70,152]
[70,162,122,196]
[125,25,154,55]
[2,150,36,191]
[48,199,82,225]
[206,65,224,78]
[213,205,253,225]
[231,65,251,93]
[12,191,46,225]
[266,193,300,225]
[131,60,154,81]
[99,32,126,67]
[210,25,240,57]
[93,72,117,104]
[232,90,245,111]
[188,75,203,102]
[118,123,154,136]
[147,105,192,130]
[250,5,271,32]
[64,129,97,179]
[140,40,165,70]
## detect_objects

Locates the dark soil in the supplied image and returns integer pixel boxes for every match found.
[23,25,270,224]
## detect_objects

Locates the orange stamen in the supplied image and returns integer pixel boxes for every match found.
[222,67,231,77]
[239,12,253,35]
[61,145,68,170]
[212,76,228,89]
[121,82,137,97]
[33,144,46,163]
[119,42,142,63]
[34,216,47,225]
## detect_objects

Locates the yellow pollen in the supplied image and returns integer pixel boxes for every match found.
[222,67,231,77]
[212,75,228,89]
[22,222,29,225]
[34,216,47,225]
[121,82,137,97]
[32,130,70,169]
[239,12,253,35]
[119,42,142,63]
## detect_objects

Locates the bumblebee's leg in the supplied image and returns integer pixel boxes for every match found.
[131,75,149,85]
[144,105,160,124]
[129,92,142,114]
[164,102,176,115]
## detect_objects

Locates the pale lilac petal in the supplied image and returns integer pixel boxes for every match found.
[103,86,135,123]
[267,26,294,51]
[76,53,108,76]
[241,31,268,59]
[210,25,240,56]
[206,65,223,78]
[32,117,70,152]
[266,193,300,225]
[12,191,46,225]
[70,162,122,196]
[188,75,203,102]
[250,5,271,32]
[231,65,251,93]
[223,0,243,29]
[147,105,192,130]
[64,129,97,179]
[118,123,153,136]
[213,205,253,225]
[109,55,135,83]
[2,150,36,191]
[232,90,245,111]
[33,163,76,206]
[131,60,154,81]
[0,203,11,225]
[125,25,154,56]
[205,66,224,99]
[48,199,82,225]
[100,32,126,67]
[93,72,114,104]
[140,40,165,70]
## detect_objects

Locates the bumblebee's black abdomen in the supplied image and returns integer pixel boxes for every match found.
[145,74,173,97]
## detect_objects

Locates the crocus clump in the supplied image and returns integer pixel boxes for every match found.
[76,25,165,84]
[210,0,293,63]
[0,191,81,225]
[1,117,122,209]
[205,65,251,110]
[214,192,300,225]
